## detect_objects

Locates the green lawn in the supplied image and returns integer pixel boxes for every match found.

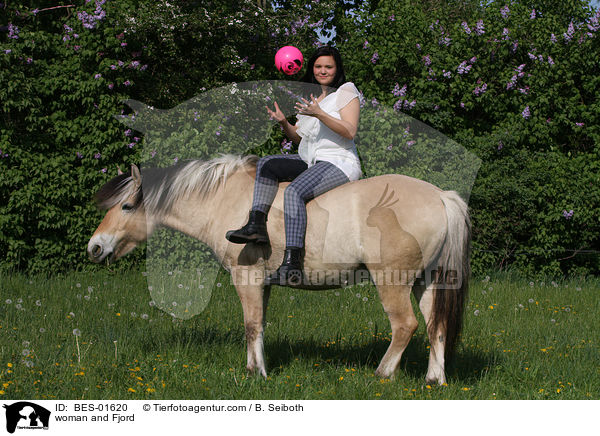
[0,269,598,399]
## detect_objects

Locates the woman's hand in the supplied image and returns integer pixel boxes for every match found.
[265,101,286,123]
[295,94,324,117]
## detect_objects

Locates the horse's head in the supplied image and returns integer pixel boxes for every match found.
[88,164,153,264]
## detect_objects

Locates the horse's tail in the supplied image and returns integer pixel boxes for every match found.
[431,190,471,362]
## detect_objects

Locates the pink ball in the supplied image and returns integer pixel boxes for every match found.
[275,46,304,75]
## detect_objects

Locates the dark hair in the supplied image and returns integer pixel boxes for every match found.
[301,45,347,90]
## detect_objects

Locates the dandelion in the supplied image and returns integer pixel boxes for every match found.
[5,299,12,304]
[474,310,480,316]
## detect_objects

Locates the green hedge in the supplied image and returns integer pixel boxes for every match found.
[1,0,598,277]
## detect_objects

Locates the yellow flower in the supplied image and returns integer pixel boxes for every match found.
[128,388,136,393]
[339,376,344,381]
[462,387,470,391]
[146,388,155,393]
[116,313,121,316]
[7,363,12,368]
[0,390,5,395]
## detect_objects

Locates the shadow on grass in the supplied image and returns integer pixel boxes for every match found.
[264,332,492,383]
[146,323,493,384]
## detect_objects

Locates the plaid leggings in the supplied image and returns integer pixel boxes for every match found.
[251,154,350,248]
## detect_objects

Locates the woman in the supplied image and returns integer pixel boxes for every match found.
[226,45,362,286]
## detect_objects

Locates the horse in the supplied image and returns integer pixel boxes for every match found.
[88,154,470,385]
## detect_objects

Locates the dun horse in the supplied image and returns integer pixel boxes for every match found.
[88,154,470,384]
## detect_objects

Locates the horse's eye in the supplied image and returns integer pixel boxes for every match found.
[121,203,134,212]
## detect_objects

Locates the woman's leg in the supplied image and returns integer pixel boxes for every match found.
[251,154,307,214]
[283,161,350,248]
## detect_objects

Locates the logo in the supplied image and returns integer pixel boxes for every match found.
[3,402,50,434]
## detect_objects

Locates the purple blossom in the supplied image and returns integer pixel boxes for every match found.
[530,9,536,19]
[439,36,451,46]
[512,41,518,53]
[562,209,574,219]
[528,52,537,61]
[564,22,575,41]
[76,152,83,159]
[443,70,452,78]
[518,87,529,94]
[422,55,431,66]
[94,152,102,159]
[393,99,403,111]
[94,73,102,79]
[406,140,416,147]
[174,157,179,163]
[497,141,504,151]
[550,33,557,43]
[150,150,157,158]
[475,20,485,35]
[461,21,471,35]
[393,83,407,97]
[473,82,488,96]
[108,83,114,89]
[500,5,510,19]
[389,15,395,21]
[416,43,421,51]
[363,40,369,49]
[502,28,510,40]
[4,49,11,54]
[101,168,107,173]
[575,122,584,127]
[371,52,379,64]
[123,80,131,86]
[371,97,379,107]
[8,23,19,39]
[457,61,472,74]
[522,106,531,119]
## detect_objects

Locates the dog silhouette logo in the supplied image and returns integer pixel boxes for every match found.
[3,402,50,433]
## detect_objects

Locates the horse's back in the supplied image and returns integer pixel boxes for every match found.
[297,174,448,269]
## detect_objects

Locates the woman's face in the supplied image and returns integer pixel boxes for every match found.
[313,55,337,86]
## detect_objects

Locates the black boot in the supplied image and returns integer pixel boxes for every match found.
[265,247,305,286]
[225,210,269,244]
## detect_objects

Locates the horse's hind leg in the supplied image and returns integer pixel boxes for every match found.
[373,283,418,379]
[412,282,446,385]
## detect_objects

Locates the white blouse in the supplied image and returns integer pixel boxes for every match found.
[295,82,362,181]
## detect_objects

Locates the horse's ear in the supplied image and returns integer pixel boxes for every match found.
[131,164,141,188]
[117,165,124,175]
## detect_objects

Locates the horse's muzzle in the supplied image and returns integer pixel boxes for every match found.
[87,241,113,263]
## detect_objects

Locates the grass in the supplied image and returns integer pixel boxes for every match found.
[0,268,598,400]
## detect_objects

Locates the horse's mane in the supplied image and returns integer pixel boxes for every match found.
[95,154,259,216]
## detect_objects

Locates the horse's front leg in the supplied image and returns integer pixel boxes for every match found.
[234,274,271,377]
